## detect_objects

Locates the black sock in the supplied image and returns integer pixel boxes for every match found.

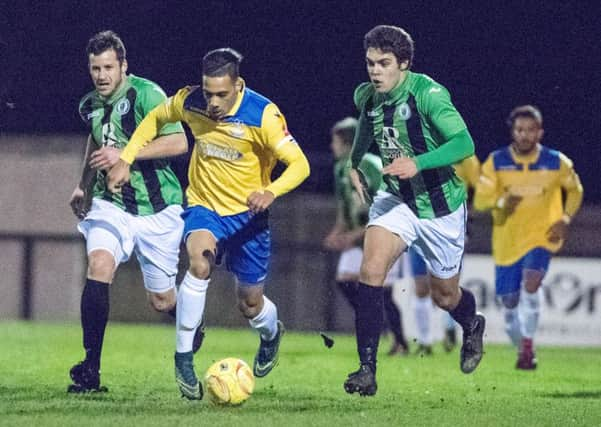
[382,287,407,348]
[448,287,476,331]
[355,282,384,370]
[336,280,358,309]
[81,278,110,369]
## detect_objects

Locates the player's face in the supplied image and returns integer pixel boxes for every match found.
[88,49,127,98]
[365,48,407,93]
[511,117,543,155]
[330,134,351,160]
[202,75,241,120]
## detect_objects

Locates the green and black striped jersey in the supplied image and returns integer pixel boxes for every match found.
[79,74,184,216]
[351,71,468,219]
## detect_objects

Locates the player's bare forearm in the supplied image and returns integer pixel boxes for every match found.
[77,135,95,190]
[136,132,188,160]
[349,169,366,204]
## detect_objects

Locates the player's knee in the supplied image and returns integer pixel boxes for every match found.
[87,251,115,282]
[523,277,543,294]
[359,261,386,286]
[237,299,259,318]
[500,292,520,309]
[431,286,459,311]
[149,291,175,313]
[188,249,216,280]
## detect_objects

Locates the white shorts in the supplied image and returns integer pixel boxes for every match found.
[368,191,466,279]
[78,198,184,293]
[336,246,402,286]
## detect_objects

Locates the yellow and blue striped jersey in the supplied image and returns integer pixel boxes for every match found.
[474,144,583,265]
[121,80,310,215]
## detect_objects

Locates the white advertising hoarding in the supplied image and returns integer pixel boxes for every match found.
[394,254,601,346]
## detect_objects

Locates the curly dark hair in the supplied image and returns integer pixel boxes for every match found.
[364,25,414,69]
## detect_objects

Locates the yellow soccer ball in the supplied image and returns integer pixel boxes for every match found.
[204,358,255,405]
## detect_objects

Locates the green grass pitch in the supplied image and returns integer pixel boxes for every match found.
[1,321,600,426]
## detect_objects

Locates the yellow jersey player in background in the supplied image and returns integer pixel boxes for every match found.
[474,105,583,370]
[108,48,310,400]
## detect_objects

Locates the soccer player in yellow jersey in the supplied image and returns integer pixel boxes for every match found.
[107,48,310,399]
[474,105,583,369]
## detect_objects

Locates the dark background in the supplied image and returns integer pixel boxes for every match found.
[1,1,600,200]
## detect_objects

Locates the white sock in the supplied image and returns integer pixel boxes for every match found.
[176,272,209,353]
[414,296,432,345]
[504,307,522,347]
[518,288,540,339]
[248,296,278,341]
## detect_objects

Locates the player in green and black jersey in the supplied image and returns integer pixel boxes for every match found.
[67,31,195,393]
[323,117,409,356]
[343,25,486,397]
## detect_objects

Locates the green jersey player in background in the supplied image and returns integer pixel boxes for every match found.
[343,25,485,396]
[67,30,195,393]
[323,117,409,357]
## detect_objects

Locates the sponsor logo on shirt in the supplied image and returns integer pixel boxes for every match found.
[197,139,242,161]
[367,110,378,117]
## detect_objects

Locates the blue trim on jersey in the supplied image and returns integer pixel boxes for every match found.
[181,205,271,284]
[408,246,428,276]
[183,86,207,113]
[224,88,270,127]
[493,147,523,171]
[529,146,560,170]
[495,247,551,295]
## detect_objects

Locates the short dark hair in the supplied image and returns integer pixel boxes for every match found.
[364,25,414,68]
[86,30,126,64]
[202,48,243,79]
[331,117,358,146]
[507,105,543,128]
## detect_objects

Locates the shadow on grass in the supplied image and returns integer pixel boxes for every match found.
[539,390,601,399]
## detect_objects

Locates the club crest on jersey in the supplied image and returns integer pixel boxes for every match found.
[397,102,411,120]
[115,98,131,115]
[228,120,245,138]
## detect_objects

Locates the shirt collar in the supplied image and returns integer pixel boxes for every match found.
[382,71,412,104]
[99,74,131,105]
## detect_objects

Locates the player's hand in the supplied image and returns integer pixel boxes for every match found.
[89,146,122,171]
[499,193,523,216]
[337,232,358,250]
[349,169,366,204]
[107,159,131,193]
[323,231,343,251]
[247,190,275,214]
[69,186,90,219]
[546,218,569,243]
[382,157,418,179]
